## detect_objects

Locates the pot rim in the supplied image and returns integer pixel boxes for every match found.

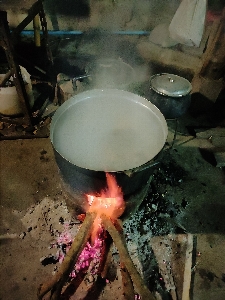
[53,145,163,175]
[50,88,168,172]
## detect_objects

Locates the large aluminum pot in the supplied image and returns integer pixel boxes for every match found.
[50,89,168,205]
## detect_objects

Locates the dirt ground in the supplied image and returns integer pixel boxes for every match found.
[0,112,225,299]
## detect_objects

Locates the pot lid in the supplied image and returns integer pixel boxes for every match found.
[150,73,192,97]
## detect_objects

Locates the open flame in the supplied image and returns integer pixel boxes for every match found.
[87,173,125,243]
[87,173,125,219]
[51,173,125,279]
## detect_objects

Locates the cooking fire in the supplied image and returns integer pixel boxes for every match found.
[38,173,155,300]
[34,156,191,300]
[87,173,125,213]
[54,173,125,278]
[87,173,125,244]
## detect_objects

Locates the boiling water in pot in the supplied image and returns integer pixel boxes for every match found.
[51,89,168,172]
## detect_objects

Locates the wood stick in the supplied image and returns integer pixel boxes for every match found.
[101,240,114,279]
[60,270,87,300]
[97,231,112,277]
[200,8,225,80]
[182,234,193,300]
[37,212,97,300]
[120,262,135,300]
[101,215,156,300]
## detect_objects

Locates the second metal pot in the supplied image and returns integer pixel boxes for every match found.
[147,73,192,119]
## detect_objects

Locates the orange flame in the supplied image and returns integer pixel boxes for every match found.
[87,173,125,243]
[87,173,125,219]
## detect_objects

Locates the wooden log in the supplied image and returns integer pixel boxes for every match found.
[150,234,194,300]
[101,215,156,300]
[150,235,177,300]
[101,241,114,279]
[59,240,109,300]
[60,270,87,300]
[37,212,97,300]
[120,262,135,300]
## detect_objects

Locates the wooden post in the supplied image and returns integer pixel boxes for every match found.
[0,10,33,125]
[200,9,225,80]
[33,14,41,47]
[191,8,225,102]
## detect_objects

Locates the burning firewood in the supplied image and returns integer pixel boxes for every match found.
[101,215,156,300]
[120,261,135,299]
[38,173,156,300]
[38,213,156,300]
[37,212,97,299]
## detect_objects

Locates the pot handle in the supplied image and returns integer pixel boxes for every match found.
[123,149,165,177]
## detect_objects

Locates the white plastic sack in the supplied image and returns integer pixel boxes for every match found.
[149,23,178,48]
[169,0,207,47]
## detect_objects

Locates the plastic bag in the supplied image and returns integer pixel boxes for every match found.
[149,23,178,48]
[169,0,207,47]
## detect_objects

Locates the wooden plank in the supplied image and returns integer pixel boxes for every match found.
[182,234,193,300]
[137,41,201,75]
[11,0,42,38]
[200,8,225,80]
[150,234,194,300]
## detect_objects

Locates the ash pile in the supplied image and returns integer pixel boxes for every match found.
[123,153,191,299]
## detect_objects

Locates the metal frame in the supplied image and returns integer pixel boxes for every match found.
[0,0,53,129]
